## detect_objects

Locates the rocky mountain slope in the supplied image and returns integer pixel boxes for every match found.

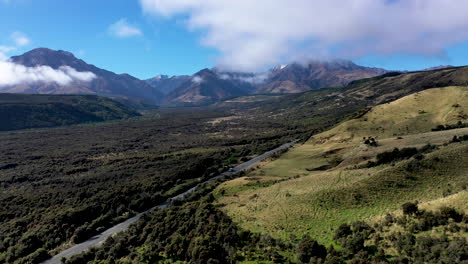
[163,69,255,105]
[157,60,387,104]
[257,60,387,93]
[3,48,164,104]
[145,75,191,95]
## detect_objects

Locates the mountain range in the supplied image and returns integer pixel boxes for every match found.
[150,61,388,105]
[2,47,467,264]
[3,48,163,104]
[256,60,387,93]
[145,75,191,95]
[2,48,454,106]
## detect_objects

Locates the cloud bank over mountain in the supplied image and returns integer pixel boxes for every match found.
[0,62,96,87]
[140,0,468,71]
[0,32,96,87]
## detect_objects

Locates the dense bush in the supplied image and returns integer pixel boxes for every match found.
[363,137,378,147]
[0,109,301,264]
[328,204,468,263]
[432,121,467,131]
[66,198,468,264]
[296,235,327,263]
[367,144,437,167]
[0,94,140,131]
[451,134,468,143]
[402,201,419,215]
[63,200,290,264]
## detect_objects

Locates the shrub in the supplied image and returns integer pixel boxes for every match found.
[375,147,417,165]
[363,137,378,147]
[296,235,327,263]
[334,223,352,240]
[402,202,419,216]
[439,207,464,223]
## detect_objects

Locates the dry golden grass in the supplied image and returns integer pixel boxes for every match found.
[215,86,468,244]
[310,86,467,144]
[419,190,468,214]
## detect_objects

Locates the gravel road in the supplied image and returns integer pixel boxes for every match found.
[41,141,296,264]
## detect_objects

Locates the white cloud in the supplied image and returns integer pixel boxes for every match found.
[140,0,468,71]
[10,32,30,46]
[218,72,269,84]
[0,62,96,87]
[0,46,15,53]
[0,32,95,87]
[108,18,143,38]
[0,46,15,60]
[192,76,203,84]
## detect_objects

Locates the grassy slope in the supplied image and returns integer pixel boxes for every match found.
[312,86,467,140]
[215,67,468,143]
[0,93,141,131]
[215,86,468,244]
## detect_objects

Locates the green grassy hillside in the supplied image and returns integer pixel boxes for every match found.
[45,82,468,264]
[216,67,468,143]
[312,86,467,141]
[215,86,468,244]
[0,93,141,131]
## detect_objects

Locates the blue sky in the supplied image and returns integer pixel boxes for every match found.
[0,0,217,78]
[1,0,468,79]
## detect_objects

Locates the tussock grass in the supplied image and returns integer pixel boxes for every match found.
[215,86,468,245]
[310,86,467,144]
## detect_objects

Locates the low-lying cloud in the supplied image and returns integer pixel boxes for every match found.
[0,46,15,61]
[0,31,96,87]
[140,0,468,71]
[0,61,97,87]
[192,76,203,84]
[218,72,269,84]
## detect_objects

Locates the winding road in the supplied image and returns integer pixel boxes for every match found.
[41,141,296,264]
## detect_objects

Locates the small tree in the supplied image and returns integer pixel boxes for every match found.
[402,202,418,215]
[296,235,327,263]
[334,223,352,240]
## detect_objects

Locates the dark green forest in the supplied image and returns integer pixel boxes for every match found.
[1,67,468,263]
[64,193,468,264]
[0,94,140,131]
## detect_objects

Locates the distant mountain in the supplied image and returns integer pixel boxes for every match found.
[4,48,163,104]
[163,69,255,105]
[0,93,140,131]
[159,61,388,105]
[257,60,388,93]
[145,75,191,95]
[165,59,466,106]
[421,65,454,71]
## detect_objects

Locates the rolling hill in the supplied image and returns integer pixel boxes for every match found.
[214,86,468,244]
[0,93,141,131]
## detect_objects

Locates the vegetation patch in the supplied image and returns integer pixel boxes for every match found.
[365,144,436,168]
[216,86,468,245]
[0,94,141,131]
